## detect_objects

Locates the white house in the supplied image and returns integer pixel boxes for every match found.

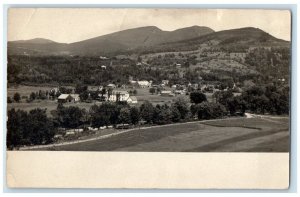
[107,90,130,102]
[58,94,80,103]
[70,94,80,102]
[162,80,169,85]
[100,56,109,60]
[174,90,185,95]
[127,96,138,104]
[137,80,151,88]
[129,80,137,85]
[50,87,59,94]
[58,94,73,103]
[107,84,116,89]
[160,90,172,96]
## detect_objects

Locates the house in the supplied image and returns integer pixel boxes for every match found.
[175,90,185,95]
[88,86,100,92]
[100,56,109,60]
[70,94,80,102]
[50,87,59,95]
[127,96,138,104]
[101,65,107,70]
[137,80,151,88]
[191,83,199,89]
[107,84,116,89]
[129,80,137,85]
[162,80,169,86]
[58,94,74,103]
[107,90,130,102]
[160,90,172,96]
[65,131,75,136]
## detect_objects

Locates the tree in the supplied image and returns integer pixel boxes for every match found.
[7,108,55,149]
[75,84,88,94]
[213,90,234,109]
[107,88,113,99]
[153,104,172,125]
[57,106,84,128]
[13,92,21,102]
[130,106,140,125]
[90,91,100,100]
[89,103,120,127]
[133,89,137,95]
[100,88,107,101]
[27,108,55,145]
[119,107,131,124]
[79,91,89,101]
[190,91,207,104]
[116,92,121,102]
[149,87,156,95]
[7,97,12,103]
[140,101,154,123]
[196,102,226,120]
[172,97,190,120]
[30,92,36,101]
[170,105,181,122]
[7,109,25,148]
[226,96,247,115]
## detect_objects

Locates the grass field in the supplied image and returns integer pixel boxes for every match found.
[7,84,55,98]
[41,117,289,152]
[7,100,103,117]
[7,85,215,116]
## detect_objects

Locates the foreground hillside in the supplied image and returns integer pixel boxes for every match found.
[39,117,289,152]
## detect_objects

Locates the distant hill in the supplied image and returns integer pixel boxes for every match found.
[10,38,57,44]
[140,27,290,54]
[8,26,214,56]
[7,26,289,56]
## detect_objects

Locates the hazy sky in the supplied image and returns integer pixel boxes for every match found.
[8,8,291,43]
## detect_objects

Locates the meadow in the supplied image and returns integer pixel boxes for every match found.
[41,117,289,152]
[7,85,214,116]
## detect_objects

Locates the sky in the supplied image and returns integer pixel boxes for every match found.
[8,8,291,43]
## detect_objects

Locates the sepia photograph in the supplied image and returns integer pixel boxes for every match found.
[6,8,291,153]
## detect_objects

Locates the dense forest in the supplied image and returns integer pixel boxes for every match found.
[7,47,290,87]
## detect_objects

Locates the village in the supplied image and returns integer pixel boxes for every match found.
[7,73,243,144]
[6,22,290,151]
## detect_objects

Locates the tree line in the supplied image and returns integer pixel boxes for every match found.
[7,83,289,149]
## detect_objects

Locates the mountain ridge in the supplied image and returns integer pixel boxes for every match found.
[8,26,289,56]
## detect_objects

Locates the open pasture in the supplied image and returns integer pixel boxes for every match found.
[42,117,289,152]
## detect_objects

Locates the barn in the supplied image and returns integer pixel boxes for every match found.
[58,94,74,103]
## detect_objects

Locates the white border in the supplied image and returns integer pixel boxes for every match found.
[1,0,298,196]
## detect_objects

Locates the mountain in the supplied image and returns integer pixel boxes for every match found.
[10,38,57,44]
[145,27,290,53]
[8,38,69,56]
[7,26,289,56]
[8,26,214,56]
[64,26,215,55]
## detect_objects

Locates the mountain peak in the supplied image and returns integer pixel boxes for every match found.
[10,38,56,44]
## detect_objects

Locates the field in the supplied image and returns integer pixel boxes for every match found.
[7,85,214,116]
[7,100,100,117]
[41,117,289,152]
[7,84,55,98]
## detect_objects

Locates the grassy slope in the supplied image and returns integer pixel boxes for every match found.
[42,117,289,152]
